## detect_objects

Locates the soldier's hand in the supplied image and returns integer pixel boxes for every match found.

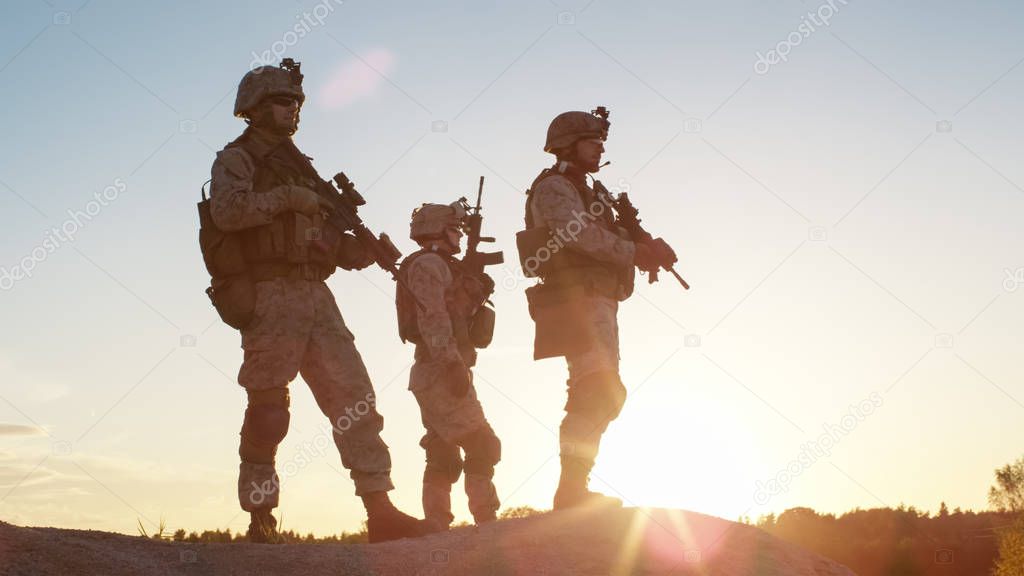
[446,360,472,398]
[648,237,677,266]
[286,186,327,216]
[336,233,373,270]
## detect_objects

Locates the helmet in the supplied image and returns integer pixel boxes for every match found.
[233,61,305,118]
[410,202,466,241]
[544,110,609,153]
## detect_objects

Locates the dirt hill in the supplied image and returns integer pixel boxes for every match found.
[0,507,856,575]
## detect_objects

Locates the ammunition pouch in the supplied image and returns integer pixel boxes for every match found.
[199,188,257,330]
[469,304,496,349]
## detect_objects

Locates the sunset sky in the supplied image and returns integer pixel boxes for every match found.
[1,0,1022,536]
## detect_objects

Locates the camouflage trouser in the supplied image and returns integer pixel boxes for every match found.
[410,357,500,523]
[236,277,394,511]
[560,295,625,465]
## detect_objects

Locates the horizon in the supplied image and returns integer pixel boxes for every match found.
[1,0,1022,537]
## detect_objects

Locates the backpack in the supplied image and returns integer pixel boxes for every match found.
[197,180,256,330]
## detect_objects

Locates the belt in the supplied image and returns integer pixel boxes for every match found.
[250,262,332,282]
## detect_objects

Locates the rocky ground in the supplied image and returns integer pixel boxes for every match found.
[0,507,856,575]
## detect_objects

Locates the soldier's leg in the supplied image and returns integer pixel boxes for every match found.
[419,428,462,530]
[236,279,313,533]
[300,283,393,495]
[413,363,500,524]
[301,283,423,542]
[556,297,624,509]
[458,421,501,523]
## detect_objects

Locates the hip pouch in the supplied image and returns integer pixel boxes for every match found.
[205,275,256,330]
[525,284,595,360]
[469,304,496,349]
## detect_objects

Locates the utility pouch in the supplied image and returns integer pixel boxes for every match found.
[205,274,256,330]
[525,283,595,360]
[469,304,496,349]
[516,226,553,278]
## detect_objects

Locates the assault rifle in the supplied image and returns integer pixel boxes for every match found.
[457,176,504,278]
[594,179,689,290]
[278,141,423,306]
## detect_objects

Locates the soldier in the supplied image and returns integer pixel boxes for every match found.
[207,61,424,543]
[395,203,502,531]
[518,109,675,509]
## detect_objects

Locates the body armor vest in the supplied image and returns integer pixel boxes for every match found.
[522,165,627,297]
[397,249,485,365]
[225,132,333,278]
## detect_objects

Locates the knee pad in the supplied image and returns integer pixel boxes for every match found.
[461,425,501,477]
[564,371,627,423]
[421,434,463,484]
[240,388,290,463]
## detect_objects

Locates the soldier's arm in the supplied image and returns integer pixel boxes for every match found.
[407,254,462,364]
[209,147,291,232]
[533,177,635,269]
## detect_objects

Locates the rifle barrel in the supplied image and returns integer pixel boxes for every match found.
[669,268,690,290]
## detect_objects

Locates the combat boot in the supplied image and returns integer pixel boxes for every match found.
[553,456,622,510]
[362,491,428,543]
[246,508,281,544]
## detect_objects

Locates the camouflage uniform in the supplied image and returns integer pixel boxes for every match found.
[398,246,501,527]
[528,166,634,466]
[211,129,394,512]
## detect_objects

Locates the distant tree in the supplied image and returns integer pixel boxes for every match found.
[991,457,1024,513]
[756,513,776,529]
[938,502,949,518]
[499,506,542,520]
[995,515,1024,576]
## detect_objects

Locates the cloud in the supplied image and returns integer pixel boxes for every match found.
[318,49,396,109]
[0,423,46,437]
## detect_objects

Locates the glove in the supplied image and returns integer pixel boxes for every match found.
[446,359,472,398]
[648,237,677,266]
[335,233,373,270]
[284,186,328,216]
